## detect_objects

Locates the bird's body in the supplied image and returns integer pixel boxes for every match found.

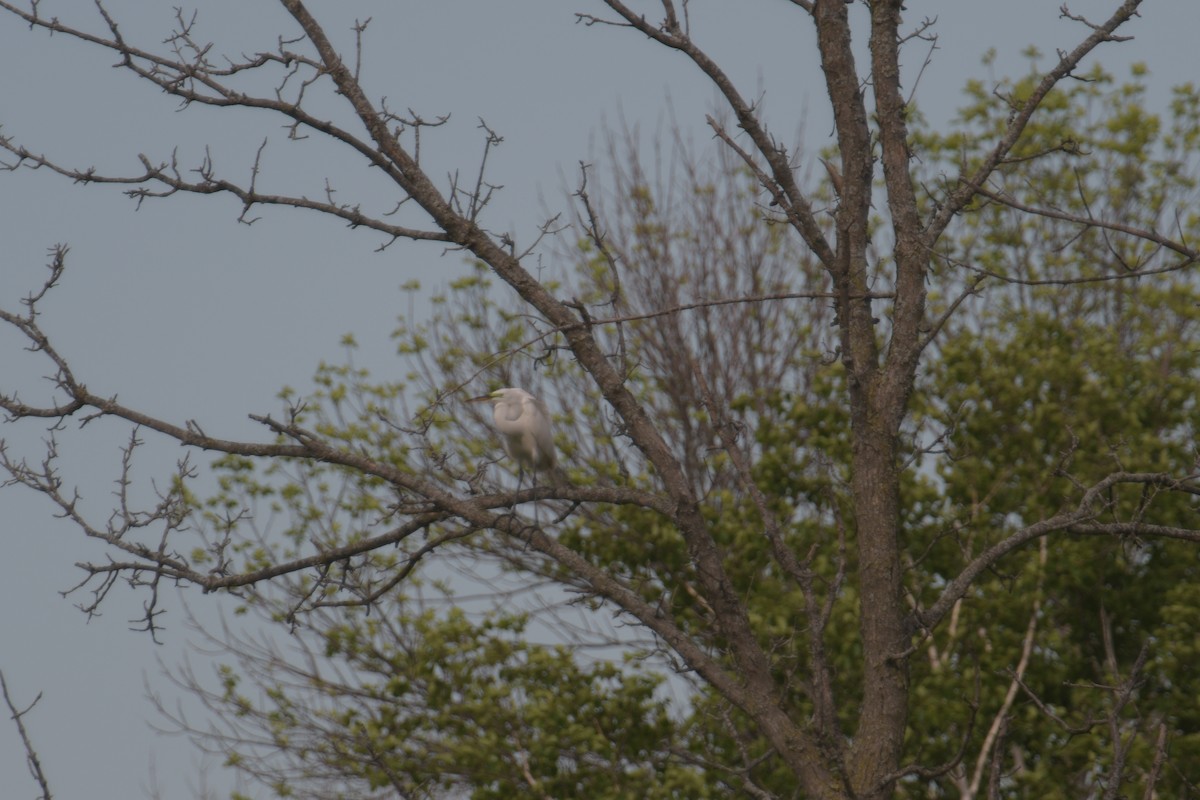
[469,387,556,474]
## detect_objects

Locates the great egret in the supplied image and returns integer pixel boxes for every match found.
[467,387,557,480]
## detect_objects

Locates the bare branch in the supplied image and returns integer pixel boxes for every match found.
[0,139,450,242]
[916,471,1200,632]
[0,670,52,800]
[572,161,630,379]
[1143,723,1169,800]
[967,539,1047,797]
[690,355,843,759]
[593,1,836,267]
[927,0,1146,242]
[975,183,1199,261]
[933,245,1198,288]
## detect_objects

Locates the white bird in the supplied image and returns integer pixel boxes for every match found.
[467,387,557,479]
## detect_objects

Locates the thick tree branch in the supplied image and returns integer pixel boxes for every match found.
[0,2,457,240]
[870,0,929,424]
[0,260,786,769]
[273,4,824,786]
[589,0,836,268]
[0,3,779,748]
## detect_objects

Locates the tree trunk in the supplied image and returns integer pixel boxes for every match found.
[848,415,910,797]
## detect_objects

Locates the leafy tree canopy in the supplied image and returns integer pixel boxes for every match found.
[3,4,1200,799]
[163,62,1200,798]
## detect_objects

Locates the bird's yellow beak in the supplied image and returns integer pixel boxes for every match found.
[466,392,496,403]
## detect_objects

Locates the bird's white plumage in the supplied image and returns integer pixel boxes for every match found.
[471,387,556,472]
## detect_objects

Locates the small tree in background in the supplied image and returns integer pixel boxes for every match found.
[2,1,1199,797]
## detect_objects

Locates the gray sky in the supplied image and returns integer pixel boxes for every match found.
[1,1,1195,797]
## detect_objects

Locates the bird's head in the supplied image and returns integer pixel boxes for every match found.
[466,387,527,406]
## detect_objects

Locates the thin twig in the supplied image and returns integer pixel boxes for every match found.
[0,670,53,800]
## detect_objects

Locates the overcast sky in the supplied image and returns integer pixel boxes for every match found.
[1,2,1196,797]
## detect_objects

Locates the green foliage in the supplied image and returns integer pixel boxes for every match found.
[259,600,704,799]
[205,587,704,798]
[901,296,1200,797]
[891,61,1200,798]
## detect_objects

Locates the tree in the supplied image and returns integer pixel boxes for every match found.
[2,1,1199,798]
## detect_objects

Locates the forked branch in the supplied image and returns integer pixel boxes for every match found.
[927,0,1147,241]
[916,471,1200,633]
